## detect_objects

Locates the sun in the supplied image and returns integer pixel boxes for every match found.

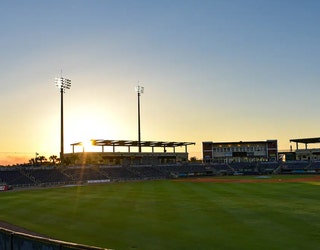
[81,140,95,152]
[64,116,122,153]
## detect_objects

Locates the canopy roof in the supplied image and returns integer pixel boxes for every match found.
[290,137,320,144]
[71,139,195,148]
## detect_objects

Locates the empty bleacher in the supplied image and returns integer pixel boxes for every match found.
[281,161,310,170]
[62,167,107,182]
[228,162,259,175]
[257,162,279,174]
[99,166,138,180]
[129,166,167,179]
[1,160,319,189]
[156,163,214,177]
[308,161,320,170]
[0,169,34,186]
[25,168,73,185]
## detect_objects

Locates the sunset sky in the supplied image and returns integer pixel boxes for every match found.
[1,0,320,165]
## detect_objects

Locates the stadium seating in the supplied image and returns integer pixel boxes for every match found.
[281,161,310,170]
[0,169,34,186]
[1,160,319,189]
[308,161,320,169]
[129,166,167,179]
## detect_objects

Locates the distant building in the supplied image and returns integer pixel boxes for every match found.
[290,137,320,161]
[202,140,278,163]
[65,139,195,165]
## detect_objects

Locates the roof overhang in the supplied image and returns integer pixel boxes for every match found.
[71,139,195,148]
[290,137,320,144]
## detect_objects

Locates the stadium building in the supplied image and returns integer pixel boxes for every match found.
[202,140,278,163]
[65,139,195,165]
[290,137,320,161]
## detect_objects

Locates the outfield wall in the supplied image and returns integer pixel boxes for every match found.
[0,227,109,250]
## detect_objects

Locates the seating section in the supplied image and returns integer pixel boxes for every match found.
[258,162,279,172]
[129,166,167,179]
[26,169,72,184]
[211,163,232,172]
[156,164,215,177]
[281,161,310,170]
[225,162,256,175]
[0,170,34,186]
[308,161,320,169]
[62,168,107,182]
[99,166,138,180]
[0,160,319,188]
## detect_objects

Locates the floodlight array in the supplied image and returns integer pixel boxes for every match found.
[55,77,71,92]
[135,85,144,94]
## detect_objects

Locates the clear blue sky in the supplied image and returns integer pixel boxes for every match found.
[1,0,320,164]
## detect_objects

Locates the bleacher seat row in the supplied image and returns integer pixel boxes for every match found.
[0,161,319,188]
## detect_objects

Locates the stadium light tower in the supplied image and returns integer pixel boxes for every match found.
[55,75,71,163]
[135,84,144,153]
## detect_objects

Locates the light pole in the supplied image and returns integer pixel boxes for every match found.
[55,76,71,163]
[135,84,144,153]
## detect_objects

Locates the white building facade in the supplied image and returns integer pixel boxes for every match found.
[203,140,278,163]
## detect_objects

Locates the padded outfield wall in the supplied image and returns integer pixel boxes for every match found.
[0,227,108,250]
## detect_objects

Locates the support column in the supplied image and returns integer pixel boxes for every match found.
[60,88,64,162]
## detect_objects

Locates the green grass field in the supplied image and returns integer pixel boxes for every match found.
[0,177,319,250]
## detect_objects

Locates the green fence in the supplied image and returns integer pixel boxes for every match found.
[0,227,109,250]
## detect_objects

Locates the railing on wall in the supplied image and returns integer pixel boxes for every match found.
[0,227,110,250]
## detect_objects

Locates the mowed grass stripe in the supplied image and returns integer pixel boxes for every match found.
[181,182,280,249]
[202,182,320,249]
[0,180,319,249]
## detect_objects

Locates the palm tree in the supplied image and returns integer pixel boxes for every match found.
[38,155,47,164]
[29,158,36,165]
[49,155,58,164]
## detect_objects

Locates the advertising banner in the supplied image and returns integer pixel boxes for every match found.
[0,185,8,191]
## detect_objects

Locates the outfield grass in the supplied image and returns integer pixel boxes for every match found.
[0,177,319,249]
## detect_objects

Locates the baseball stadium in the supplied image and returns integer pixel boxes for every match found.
[0,137,320,249]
